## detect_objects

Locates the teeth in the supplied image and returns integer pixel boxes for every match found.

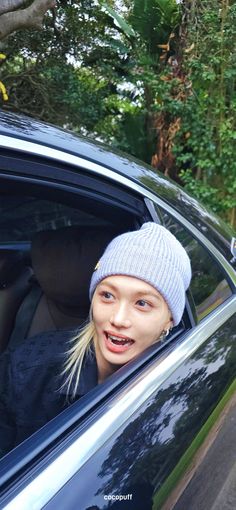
[109,335,125,341]
[108,334,133,345]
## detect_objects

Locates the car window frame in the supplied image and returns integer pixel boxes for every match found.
[1,139,234,283]
[0,172,196,339]
[0,150,147,221]
[0,173,194,490]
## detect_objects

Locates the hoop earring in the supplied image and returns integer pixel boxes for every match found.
[159,328,171,343]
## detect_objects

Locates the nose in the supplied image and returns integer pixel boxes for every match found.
[110,303,131,329]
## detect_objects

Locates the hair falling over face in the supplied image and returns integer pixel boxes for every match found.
[63,319,95,399]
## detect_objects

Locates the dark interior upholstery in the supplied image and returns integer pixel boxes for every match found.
[0,225,123,350]
[26,225,121,338]
[0,251,32,353]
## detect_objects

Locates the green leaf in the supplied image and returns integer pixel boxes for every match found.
[101,3,136,39]
[107,38,131,55]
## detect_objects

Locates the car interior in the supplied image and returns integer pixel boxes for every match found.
[0,225,127,353]
[3,166,219,364]
[0,184,146,355]
[1,176,231,360]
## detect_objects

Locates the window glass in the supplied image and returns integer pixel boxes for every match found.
[161,210,232,321]
[0,195,109,243]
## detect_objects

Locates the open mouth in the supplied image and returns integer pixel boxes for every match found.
[104,331,135,352]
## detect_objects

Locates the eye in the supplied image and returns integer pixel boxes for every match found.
[100,291,114,301]
[136,299,150,308]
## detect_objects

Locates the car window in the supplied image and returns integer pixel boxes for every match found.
[0,195,109,243]
[160,211,232,321]
[0,190,130,353]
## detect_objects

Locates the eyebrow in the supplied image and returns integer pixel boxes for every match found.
[98,283,162,302]
[135,291,162,302]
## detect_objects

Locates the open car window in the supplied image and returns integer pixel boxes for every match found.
[0,183,192,476]
[0,195,113,245]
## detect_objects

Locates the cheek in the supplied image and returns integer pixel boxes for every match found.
[144,327,161,345]
[91,299,99,324]
[136,315,164,344]
[92,301,108,330]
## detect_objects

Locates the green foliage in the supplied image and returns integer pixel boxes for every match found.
[130,0,180,53]
[1,1,123,133]
[172,0,236,227]
[102,3,136,38]
[1,0,235,227]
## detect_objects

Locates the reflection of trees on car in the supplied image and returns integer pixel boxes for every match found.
[96,320,236,501]
[0,197,103,243]
[161,212,232,319]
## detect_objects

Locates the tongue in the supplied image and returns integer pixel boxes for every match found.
[106,334,133,353]
[113,339,127,345]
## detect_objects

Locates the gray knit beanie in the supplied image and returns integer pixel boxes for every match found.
[89,222,191,326]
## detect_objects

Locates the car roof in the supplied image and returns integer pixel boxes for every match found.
[0,110,234,263]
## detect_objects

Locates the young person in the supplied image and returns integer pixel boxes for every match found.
[0,222,191,457]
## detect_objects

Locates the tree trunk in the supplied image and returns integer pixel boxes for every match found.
[0,0,56,41]
[0,1,27,16]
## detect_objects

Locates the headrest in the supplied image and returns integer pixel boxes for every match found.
[31,226,119,309]
[0,250,26,289]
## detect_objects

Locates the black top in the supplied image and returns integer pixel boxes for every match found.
[0,329,98,457]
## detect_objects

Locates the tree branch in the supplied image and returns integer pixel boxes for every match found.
[0,1,28,16]
[0,0,56,40]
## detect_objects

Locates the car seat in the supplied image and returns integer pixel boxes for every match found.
[0,250,33,353]
[8,225,120,348]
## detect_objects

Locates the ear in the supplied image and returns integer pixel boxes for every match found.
[165,317,174,332]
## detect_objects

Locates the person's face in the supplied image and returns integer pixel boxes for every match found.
[92,275,173,379]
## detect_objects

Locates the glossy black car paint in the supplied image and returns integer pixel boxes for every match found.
[39,314,236,510]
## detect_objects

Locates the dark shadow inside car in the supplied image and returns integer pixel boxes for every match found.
[8,225,123,349]
[0,180,142,354]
